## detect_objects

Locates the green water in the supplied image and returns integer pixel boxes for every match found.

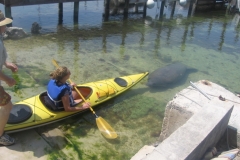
[1,2,240,159]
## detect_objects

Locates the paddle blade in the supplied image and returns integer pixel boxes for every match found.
[96,117,118,139]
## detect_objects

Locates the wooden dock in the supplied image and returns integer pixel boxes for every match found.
[0,0,229,26]
[0,0,148,22]
[0,0,95,6]
[0,0,228,9]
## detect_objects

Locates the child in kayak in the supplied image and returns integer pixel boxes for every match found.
[47,66,91,111]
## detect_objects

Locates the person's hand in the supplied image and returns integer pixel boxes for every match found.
[82,102,91,109]
[5,76,16,87]
[70,82,77,88]
[5,62,18,73]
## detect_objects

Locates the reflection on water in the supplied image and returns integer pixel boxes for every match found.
[1,1,240,159]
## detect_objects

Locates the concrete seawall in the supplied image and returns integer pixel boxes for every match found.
[142,102,233,160]
[131,80,240,160]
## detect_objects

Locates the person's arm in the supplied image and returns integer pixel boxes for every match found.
[61,94,90,112]
[0,70,16,87]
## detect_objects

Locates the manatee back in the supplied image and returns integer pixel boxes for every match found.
[147,62,187,87]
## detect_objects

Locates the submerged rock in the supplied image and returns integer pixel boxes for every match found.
[31,22,41,34]
[5,27,28,39]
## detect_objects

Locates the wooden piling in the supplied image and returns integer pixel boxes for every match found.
[159,0,165,20]
[135,3,139,13]
[143,2,147,18]
[124,0,130,19]
[5,5,12,27]
[58,3,63,24]
[73,2,79,23]
[170,1,176,18]
[188,0,194,17]
[104,0,110,21]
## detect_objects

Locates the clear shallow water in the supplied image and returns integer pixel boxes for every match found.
[1,1,240,159]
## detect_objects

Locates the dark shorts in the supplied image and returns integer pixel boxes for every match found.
[0,86,11,106]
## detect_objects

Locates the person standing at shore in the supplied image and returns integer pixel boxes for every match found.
[0,10,18,146]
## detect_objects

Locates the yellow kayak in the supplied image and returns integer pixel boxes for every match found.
[5,72,149,133]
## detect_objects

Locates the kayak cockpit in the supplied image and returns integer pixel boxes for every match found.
[39,86,93,112]
[114,77,128,87]
[7,104,32,124]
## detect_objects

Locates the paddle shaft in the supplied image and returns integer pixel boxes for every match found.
[67,79,96,115]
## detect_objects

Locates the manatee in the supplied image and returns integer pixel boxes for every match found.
[147,62,197,87]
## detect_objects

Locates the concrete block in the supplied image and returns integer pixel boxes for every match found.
[132,80,240,160]
[150,101,233,160]
[159,80,240,144]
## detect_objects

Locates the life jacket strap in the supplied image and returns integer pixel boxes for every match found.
[47,91,62,105]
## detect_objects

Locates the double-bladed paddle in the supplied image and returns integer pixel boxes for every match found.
[52,59,118,139]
